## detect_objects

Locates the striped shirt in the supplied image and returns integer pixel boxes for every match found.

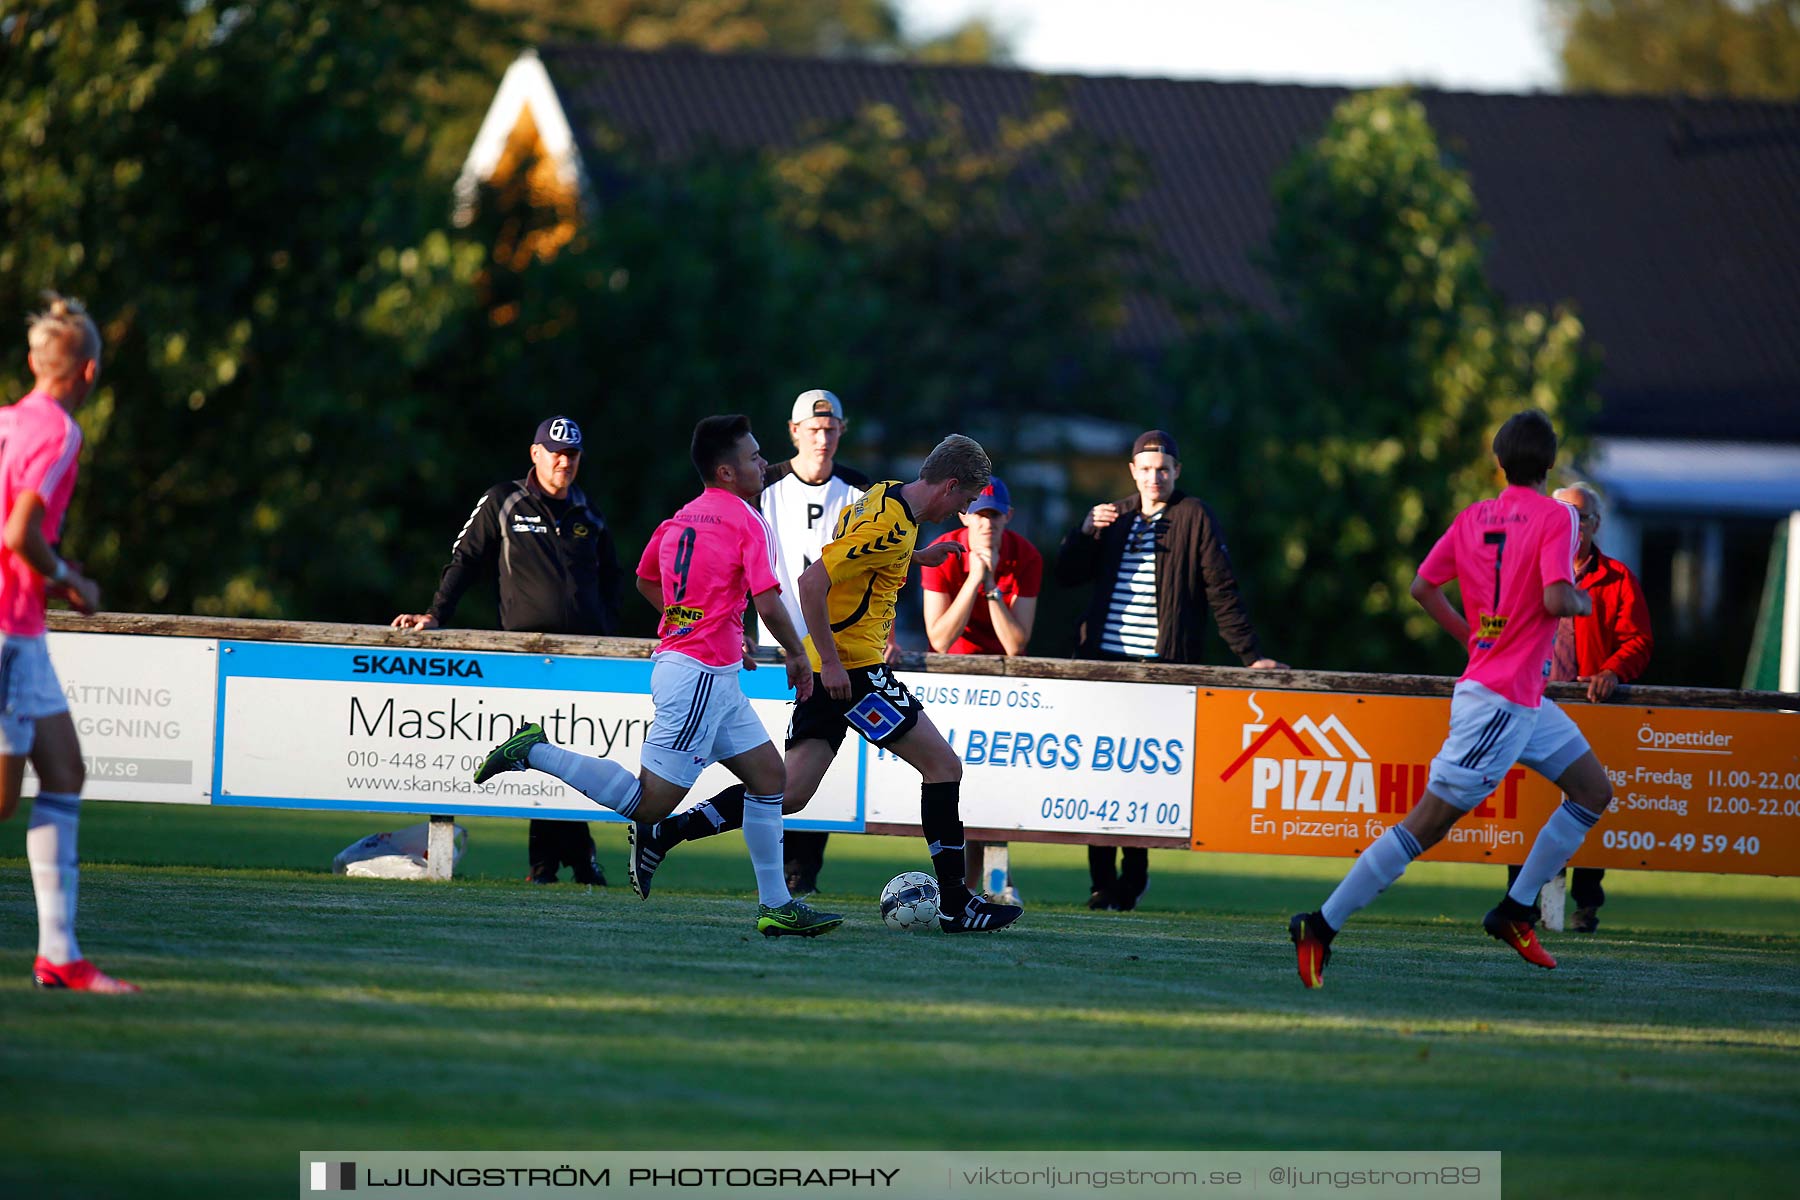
[1099,512,1162,659]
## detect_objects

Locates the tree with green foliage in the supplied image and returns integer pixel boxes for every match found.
[1551,0,1800,98]
[767,94,1159,439]
[1169,89,1599,672]
[0,1,498,619]
[452,94,1163,634]
[0,1,1159,629]
[453,144,854,637]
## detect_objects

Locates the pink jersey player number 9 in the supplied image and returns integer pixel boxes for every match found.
[636,487,781,668]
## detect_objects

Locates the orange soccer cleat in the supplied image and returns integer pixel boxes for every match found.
[33,957,142,994]
[1289,911,1334,989]
[1483,907,1558,970]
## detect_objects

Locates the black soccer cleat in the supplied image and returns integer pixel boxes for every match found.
[627,820,671,901]
[939,894,1022,935]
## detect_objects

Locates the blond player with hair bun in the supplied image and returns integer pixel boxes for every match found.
[3,291,137,992]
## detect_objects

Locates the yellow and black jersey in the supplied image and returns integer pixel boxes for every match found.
[804,480,919,670]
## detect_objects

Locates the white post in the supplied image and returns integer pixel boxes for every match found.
[1782,511,1800,694]
[426,814,457,881]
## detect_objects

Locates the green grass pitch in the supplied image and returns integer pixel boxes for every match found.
[2,802,1796,1198]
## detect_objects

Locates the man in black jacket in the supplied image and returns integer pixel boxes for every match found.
[1057,429,1281,910]
[392,416,622,884]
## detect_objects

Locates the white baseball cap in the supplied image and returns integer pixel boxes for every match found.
[790,389,845,424]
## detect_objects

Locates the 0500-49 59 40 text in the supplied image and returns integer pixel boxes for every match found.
[1601,828,1761,855]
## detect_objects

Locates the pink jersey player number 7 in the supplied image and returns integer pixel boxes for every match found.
[1418,484,1578,707]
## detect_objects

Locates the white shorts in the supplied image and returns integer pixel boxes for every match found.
[1428,680,1590,811]
[637,651,771,788]
[0,634,69,755]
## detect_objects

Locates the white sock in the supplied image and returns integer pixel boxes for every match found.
[526,742,640,818]
[27,792,82,965]
[1320,825,1422,931]
[741,793,791,908]
[1509,799,1600,907]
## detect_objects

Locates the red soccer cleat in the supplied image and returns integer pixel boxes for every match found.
[1482,908,1558,970]
[1289,912,1333,989]
[33,957,142,994]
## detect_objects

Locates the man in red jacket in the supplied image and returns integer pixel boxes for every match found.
[1553,483,1653,702]
[1513,481,1652,932]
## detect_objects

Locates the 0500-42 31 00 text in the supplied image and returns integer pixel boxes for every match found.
[1040,797,1184,827]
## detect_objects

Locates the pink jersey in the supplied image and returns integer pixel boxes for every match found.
[0,392,83,637]
[636,486,780,668]
[1418,485,1578,707]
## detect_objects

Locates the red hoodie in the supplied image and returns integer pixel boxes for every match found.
[1570,545,1653,681]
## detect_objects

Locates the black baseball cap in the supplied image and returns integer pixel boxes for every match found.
[1132,429,1179,460]
[535,416,583,454]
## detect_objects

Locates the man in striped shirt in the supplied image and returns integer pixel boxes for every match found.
[1056,430,1281,911]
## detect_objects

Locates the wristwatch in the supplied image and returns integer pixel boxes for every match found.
[983,586,1003,602]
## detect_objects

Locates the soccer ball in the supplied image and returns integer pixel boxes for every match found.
[879,871,941,932]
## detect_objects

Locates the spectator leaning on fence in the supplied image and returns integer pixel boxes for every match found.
[391,416,623,886]
[920,475,1041,904]
[1507,480,1652,933]
[1056,429,1282,911]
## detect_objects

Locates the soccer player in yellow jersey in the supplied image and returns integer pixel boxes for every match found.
[629,435,1023,933]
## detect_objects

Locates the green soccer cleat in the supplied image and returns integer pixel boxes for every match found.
[756,898,845,938]
[473,722,547,784]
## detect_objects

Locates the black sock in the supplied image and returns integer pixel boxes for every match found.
[920,780,972,909]
[661,784,745,844]
[1497,892,1537,921]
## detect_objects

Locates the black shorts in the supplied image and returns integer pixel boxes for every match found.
[787,663,922,752]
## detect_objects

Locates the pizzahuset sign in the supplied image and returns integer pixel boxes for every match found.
[1191,687,1800,874]
[1218,694,1521,821]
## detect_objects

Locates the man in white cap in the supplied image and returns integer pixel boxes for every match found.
[750,390,885,894]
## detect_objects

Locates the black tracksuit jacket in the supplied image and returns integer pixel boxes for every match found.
[427,474,621,636]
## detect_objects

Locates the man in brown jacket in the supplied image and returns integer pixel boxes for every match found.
[1057,429,1281,909]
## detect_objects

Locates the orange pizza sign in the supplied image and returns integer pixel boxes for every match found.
[1191,688,1800,876]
